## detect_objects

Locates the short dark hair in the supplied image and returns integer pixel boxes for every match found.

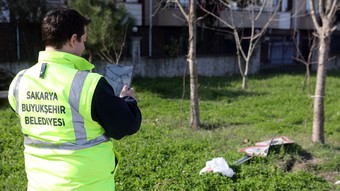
[41,7,91,49]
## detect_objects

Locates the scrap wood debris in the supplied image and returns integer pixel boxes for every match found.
[234,136,294,165]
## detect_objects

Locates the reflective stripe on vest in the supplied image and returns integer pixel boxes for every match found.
[13,70,109,150]
[13,70,27,131]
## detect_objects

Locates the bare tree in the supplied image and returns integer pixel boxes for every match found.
[173,0,201,129]
[293,31,317,96]
[309,0,339,144]
[200,0,281,90]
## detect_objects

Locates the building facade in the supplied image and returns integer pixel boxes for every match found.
[1,0,340,72]
[123,0,340,68]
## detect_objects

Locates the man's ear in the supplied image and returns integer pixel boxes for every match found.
[69,34,78,47]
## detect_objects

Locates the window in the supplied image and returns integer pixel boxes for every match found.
[162,0,189,9]
[230,0,288,12]
[306,0,319,13]
[46,0,64,3]
[273,0,292,12]
[124,0,140,3]
[0,0,9,23]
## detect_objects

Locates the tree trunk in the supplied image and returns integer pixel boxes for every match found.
[188,0,200,129]
[308,0,339,144]
[242,58,250,90]
[242,75,248,90]
[312,35,329,144]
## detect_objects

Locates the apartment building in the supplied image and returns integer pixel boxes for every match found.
[1,0,339,69]
[0,0,66,62]
[124,0,340,67]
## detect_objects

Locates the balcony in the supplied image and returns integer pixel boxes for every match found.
[120,1,142,26]
[218,10,291,30]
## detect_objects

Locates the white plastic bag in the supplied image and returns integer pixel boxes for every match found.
[199,157,235,177]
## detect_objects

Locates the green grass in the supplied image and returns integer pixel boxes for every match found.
[1,70,340,190]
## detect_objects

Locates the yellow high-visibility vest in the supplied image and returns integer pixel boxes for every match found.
[8,51,117,191]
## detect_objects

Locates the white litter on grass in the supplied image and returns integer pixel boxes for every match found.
[335,180,340,185]
[199,157,235,177]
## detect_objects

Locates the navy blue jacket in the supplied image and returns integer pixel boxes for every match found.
[91,77,141,140]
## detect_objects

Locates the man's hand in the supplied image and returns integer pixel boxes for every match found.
[120,85,136,100]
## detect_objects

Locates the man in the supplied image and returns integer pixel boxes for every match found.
[8,7,141,190]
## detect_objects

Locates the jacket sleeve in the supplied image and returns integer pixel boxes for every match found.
[91,77,142,140]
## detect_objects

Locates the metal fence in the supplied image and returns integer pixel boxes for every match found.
[0,23,43,62]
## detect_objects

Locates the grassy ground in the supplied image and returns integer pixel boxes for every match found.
[1,70,340,190]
